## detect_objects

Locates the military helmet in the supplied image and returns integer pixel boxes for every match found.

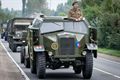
[72,1,79,6]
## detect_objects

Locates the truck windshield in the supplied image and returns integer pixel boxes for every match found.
[40,20,88,34]
[14,25,28,31]
[64,21,88,34]
[40,22,64,34]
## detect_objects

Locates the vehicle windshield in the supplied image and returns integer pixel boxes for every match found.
[40,21,88,34]
[14,25,28,31]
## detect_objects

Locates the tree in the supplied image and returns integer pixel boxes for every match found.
[26,0,50,15]
[98,0,120,49]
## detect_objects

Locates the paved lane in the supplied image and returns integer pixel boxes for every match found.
[1,39,120,80]
[0,40,25,80]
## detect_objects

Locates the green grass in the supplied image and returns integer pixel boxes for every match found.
[98,48,120,57]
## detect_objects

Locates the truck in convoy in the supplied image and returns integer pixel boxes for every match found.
[21,16,97,79]
[8,18,33,52]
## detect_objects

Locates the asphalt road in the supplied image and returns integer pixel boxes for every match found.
[1,39,120,80]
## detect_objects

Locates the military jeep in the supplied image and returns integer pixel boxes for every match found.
[8,18,33,52]
[24,16,97,79]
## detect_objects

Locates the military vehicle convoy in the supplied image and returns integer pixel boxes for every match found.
[21,16,97,79]
[8,18,33,52]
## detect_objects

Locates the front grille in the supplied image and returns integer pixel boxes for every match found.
[59,38,75,55]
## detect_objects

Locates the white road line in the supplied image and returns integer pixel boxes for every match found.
[99,57,120,65]
[94,67,120,79]
[0,40,30,80]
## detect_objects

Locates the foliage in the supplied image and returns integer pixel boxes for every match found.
[26,0,52,15]
[98,48,120,57]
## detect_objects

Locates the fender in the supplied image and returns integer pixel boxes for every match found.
[34,45,45,52]
[86,43,98,50]
[86,43,98,58]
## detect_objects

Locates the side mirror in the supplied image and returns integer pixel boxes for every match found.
[89,28,97,43]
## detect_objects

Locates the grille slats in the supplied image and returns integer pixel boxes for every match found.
[59,38,75,55]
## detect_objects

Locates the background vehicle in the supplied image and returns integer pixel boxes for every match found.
[20,24,39,69]
[24,16,97,79]
[1,22,7,39]
[8,17,33,52]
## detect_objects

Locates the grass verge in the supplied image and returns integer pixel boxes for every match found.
[98,48,120,57]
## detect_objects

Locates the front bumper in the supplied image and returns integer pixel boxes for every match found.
[13,41,23,46]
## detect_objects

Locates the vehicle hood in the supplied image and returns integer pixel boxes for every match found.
[44,32,85,42]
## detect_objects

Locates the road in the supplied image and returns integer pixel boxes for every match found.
[0,40,25,80]
[0,39,120,80]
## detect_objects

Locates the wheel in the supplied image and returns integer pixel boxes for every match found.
[1,34,3,39]
[20,47,25,63]
[12,44,17,52]
[30,58,36,74]
[36,52,46,79]
[5,37,7,41]
[5,35,7,41]
[24,58,30,68]
[82,51,93,79]
[74,66,81,74]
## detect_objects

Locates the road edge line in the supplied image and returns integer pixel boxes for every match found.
[99,57,120,65]
[94,67,120,79]
[0,40,30,80]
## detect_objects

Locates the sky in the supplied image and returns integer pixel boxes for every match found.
[47,0,67,10]
[1,0,67,10]
[1,0,22,10]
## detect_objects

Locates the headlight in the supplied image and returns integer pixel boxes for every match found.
[51,43,58,50]
[22,40,25,43]
[82,51,87,56]
[15,32,22,37]
[16,34,20,37]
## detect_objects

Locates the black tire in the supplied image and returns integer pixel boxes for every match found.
[12,44,17,52]
[30,58,36,74]
[5,36,7,41]
[82,52,93,79]
[24,58,30,68]
[36,52,46,79]
[1,34,3,39]
[20,47,25,63]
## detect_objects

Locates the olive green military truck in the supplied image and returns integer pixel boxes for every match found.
[21,16,97,79]
[8,18,33,52]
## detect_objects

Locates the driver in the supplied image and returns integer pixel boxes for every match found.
[68,1,83,21]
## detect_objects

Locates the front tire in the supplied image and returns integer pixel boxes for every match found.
[12,44,17,52]
[30,59,36,74]
[24,58,30,68]
[20,47,25,63]
[36,52,46,79]
[82,51,93,79]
